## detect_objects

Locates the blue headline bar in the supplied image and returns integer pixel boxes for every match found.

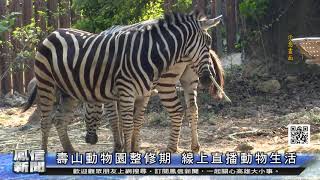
[46,152,313,168]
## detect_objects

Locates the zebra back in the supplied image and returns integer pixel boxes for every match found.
[100,19,159,35]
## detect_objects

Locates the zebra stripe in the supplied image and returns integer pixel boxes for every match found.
[23,12,222,152]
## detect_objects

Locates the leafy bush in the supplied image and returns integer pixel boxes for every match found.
[0,15,44,73]
[0,12,21,42]
[239,0,269,20]
[12,22,43,60]
[72,0,193,33]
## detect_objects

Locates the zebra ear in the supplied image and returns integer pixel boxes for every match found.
[201,15,223,30]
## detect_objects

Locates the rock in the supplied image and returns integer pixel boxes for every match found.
[221,53,242,68]
[18,124,34,131]
[247,109,259,117]
[243,63,258,78]
[208,118,216,125]
[285,75,298,83]
[3,91,27,107]
[256,80,281,93]
[5,109,15,115]
[311,107,320,113]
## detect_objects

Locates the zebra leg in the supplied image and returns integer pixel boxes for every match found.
[52,94,77,152]
[37,82,56,152]
[105,101,124,152]
[181,80,200,153]
[118,94,135,152]
[158,88,184,153]
[131,96,150,152]
[84,103,103,145]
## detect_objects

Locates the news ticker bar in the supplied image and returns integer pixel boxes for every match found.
[40,167,305,176]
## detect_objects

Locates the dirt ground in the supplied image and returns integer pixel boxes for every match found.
[1,66,320,154]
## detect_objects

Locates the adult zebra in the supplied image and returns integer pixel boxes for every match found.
[83,22,225,153]
[84,49,224,153]
[25,48,223,152]
[22,12,222,152]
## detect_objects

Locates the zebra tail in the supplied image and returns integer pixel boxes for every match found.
[209,49,225,100]
[21,84,37,113]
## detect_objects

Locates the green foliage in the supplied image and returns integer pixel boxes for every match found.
[172,0,193,12]
[238,0,271,58]
[0,12,21,41]
[12,21,43,61]
[139,0,164,21]
[72,0,193,33]
[0,20,44,73]
[72,0,150,32]
[239,0,269,20]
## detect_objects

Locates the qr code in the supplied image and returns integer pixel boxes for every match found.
[288,124,310,145]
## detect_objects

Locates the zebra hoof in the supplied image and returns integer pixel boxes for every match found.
[85,133,98,145]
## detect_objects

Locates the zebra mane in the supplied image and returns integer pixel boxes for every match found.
[110,12,205,34]
[163,10,207,23]
[160,11,204,27]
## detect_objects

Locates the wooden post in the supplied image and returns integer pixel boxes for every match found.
[70,0,80,24]
[59,0,71,28]
[10,0,24,94]
[210,0,217,50]
[47,0,58,29]
[23,0,32,24]
[34,0,47,31]
[226,0,236,53]
[215,0,223,55]
[0,0,10,96]
[23,0,33,94]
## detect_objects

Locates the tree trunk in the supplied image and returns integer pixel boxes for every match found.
[0,0,10,96]
[10,0,22,27]
[59,0,71,28]
[10,0,24,94]
[70,0,80,24]
[23,0,33,93]
[210,0,217,50]
[47,0,58,29]
[23,0,32,24]
[34,0,47,31]
[226,0,236,53]
[214,0,223,55]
